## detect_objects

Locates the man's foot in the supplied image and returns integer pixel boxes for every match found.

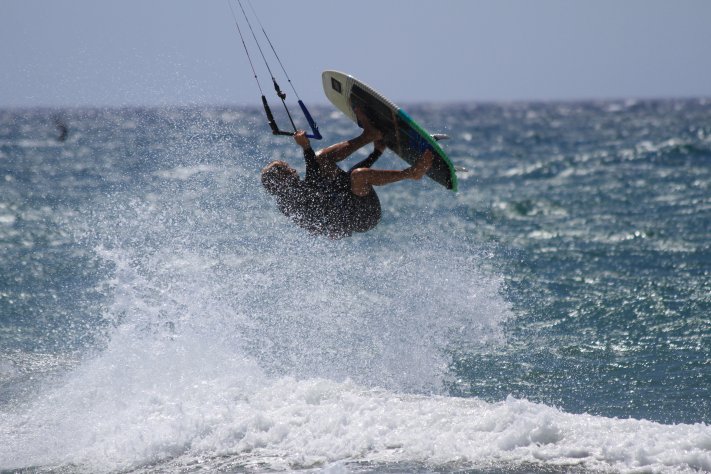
[354,106,383,142]
[406,149,434,180]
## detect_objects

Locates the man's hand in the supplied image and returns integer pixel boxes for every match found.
[293,130,311,150]
[405,149,434,180]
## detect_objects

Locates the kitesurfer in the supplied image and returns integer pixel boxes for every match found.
[261,108,433,238]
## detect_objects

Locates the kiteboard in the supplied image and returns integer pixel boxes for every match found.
[322,70,458,191]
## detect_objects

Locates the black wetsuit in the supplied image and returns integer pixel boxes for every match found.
[275,148,382,238]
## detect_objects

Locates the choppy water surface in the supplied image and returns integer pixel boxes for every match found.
[1,100,709,472]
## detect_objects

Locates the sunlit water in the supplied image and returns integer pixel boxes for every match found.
[1,100,709,472]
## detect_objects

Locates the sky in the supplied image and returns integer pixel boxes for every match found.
[2,0,711,108]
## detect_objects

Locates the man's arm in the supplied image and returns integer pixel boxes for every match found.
[294,130,319,182]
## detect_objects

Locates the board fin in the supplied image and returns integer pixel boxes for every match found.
[432,133,449,141]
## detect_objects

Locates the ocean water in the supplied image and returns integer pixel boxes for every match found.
[0,99,709,473]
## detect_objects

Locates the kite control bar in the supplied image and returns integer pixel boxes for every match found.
[261,95,322,139]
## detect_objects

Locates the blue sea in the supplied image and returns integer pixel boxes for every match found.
[1,99,710,473]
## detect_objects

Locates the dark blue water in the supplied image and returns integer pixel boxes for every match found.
[1,100,710,472]
[442,100,711,425]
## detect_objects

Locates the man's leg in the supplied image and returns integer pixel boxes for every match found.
[315,108,382,173]
[350,149,434,197]
[348,139,386,172]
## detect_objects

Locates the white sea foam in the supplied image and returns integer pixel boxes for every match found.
[0,194,513,472]
[3,217,707,473]
[3,370,710,473]
[1,243,706,474]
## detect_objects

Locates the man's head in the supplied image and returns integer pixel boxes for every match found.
[261,160,299,197]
